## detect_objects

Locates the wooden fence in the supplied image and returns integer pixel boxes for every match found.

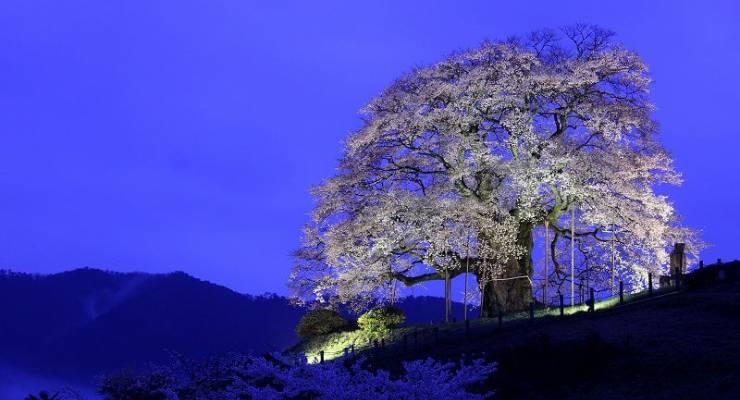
[298,260,738,365]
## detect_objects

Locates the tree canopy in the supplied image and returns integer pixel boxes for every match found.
[291,25,701,313]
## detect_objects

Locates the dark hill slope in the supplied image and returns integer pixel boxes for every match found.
[0,268,148,364]
[375,262,740,400]
[40,271,305,376]
[396,295,474,324]
[0,269,303,379]
[0,268,465,383]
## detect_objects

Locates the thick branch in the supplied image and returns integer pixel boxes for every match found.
[391,262,475,286]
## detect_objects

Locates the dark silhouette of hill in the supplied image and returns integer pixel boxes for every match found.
[371,261,740,399]
[0,268,303,380]
[0,268,465,386]
[396,295,476,324]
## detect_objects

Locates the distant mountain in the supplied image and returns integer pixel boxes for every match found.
[0,268,303,380]
[0,268,466,384]
[397,295,477,325]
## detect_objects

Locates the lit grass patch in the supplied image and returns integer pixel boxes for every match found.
[292,289,671,362]
[297,326,419,363]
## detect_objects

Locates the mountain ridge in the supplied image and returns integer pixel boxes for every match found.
[0,267,466,384]
[0,268,303,380]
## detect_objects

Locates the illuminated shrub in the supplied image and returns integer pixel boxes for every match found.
[357,306,405,337]
[296,309,348,338]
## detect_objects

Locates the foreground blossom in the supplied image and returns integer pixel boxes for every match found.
[98,353,496,400]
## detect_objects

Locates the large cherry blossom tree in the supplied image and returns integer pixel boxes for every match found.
[291,25,701,316]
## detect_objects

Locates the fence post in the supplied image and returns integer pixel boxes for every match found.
[351,344,355,355]
[589,288,595,312]
[319,350,324,364]
[559,293,564,316]
[344,347,349,358]
[619,281,624,304]
[699,260,704,269]
[648,273,653,296]
[497,311,503,329]
[465,319,470,337]
[529,302,535,321]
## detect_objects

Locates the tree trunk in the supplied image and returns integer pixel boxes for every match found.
[480,223,533,317]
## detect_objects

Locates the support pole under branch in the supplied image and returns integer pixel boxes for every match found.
[570,207,575,306]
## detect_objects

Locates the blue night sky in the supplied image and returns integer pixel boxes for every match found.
[1,1,738,295]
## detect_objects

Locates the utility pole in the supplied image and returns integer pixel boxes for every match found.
[603,225,620,295]
[463,233,470,321]
[444,269,450,323]
[444,268,450,322]
[570,207,575,306]
[544,220,549,308]
[442,236,450,323]
[611,228,616,295]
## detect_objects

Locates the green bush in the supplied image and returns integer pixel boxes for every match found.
[357,306,405,337]
[295,309,348,338]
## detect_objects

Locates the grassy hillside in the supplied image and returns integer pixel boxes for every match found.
[292,286,668,363]
[293,262,740,399]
